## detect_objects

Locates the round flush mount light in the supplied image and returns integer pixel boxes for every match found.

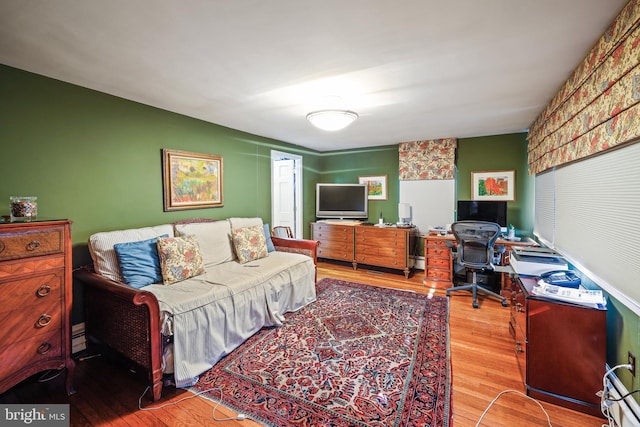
[306,109,358,131]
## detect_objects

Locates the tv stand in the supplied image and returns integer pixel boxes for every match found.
[311,222,417,278]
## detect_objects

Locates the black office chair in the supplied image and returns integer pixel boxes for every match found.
[446,221,509,309]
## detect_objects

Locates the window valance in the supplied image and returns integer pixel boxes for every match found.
[398,138,457,180]
[528,0,640,174]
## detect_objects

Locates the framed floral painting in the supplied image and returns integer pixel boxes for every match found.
[471,170,515,201]
[358,175,388,200]
[162,149,224,211]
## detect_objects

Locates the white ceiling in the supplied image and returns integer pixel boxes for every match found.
[0,0,627,151]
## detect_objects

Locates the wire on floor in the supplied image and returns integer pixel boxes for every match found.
[475,389,552,427]
[137,385,247,422]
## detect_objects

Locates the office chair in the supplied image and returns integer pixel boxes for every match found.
[446,220,509,309]
[271,226,294,239]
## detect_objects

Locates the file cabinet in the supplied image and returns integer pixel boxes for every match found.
[509,276,605,416]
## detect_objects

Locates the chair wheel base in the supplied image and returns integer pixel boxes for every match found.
[501,301,509,307]
[473,302,479,309]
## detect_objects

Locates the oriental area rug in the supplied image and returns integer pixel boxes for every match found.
[192,278,451,427]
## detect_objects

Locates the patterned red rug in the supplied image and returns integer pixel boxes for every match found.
[192,278,451,426]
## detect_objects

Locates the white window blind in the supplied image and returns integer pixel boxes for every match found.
[534,141,640,316]
[533,169,555,246]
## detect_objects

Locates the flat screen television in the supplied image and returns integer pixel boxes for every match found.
[316,183,368,220]
[456,200,507,227]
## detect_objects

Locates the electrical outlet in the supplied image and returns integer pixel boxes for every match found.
[628,351,636,377]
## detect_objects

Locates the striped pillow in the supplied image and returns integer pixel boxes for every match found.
[88,224,174,282]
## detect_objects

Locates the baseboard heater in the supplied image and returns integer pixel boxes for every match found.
[411,255,425,271]
[605,364,640,427]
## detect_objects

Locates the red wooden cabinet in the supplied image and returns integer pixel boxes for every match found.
[511,276,606,417]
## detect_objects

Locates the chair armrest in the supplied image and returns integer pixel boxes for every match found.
[272,237,319,265]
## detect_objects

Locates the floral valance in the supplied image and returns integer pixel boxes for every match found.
[527,0,640,175]
[398,138,457,180]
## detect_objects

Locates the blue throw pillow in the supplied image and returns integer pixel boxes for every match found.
[114,235,168,288]
[263,223,276,252]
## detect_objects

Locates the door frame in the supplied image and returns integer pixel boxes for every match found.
[271,150,303,238]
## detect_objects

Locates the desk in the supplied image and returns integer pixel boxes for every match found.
[422,233,538,289]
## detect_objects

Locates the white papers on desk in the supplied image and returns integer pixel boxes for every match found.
[532,281,606,309]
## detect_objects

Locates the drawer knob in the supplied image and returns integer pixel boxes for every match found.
[36,285,51,297]
[36,314,52,328]
[37,342,52,355]
[26,240,41,251]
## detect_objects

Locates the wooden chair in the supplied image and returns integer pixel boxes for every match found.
[272,226,294,238]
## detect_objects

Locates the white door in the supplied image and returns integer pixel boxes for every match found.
[271,151,302,238]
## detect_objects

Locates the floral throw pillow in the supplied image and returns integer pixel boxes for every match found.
[232,225,268,264]
[156,235,205,285]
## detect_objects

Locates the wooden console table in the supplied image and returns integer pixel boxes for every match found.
[311,222,418,278]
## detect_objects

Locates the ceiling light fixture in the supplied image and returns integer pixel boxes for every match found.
[306,109,358,131]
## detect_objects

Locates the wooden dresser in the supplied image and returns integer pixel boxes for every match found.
[0,220,75,396]
[311,222,417,277]
[354,226,416,278]
[509,276,605,416]
[311,222,355,264]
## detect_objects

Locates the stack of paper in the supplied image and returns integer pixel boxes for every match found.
[532,281,606,309]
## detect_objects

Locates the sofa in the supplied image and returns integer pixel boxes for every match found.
[73,217,319,401]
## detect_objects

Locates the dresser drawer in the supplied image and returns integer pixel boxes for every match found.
[0,227,64,261]
[357,236,404,248]
[317,247,353,261]
[426,257,450,268]
[426,245,450,257]
[425,268,452,281]
[0,297,62,348]
[355,228,404,239]
[0,271,62,310]
[356,254,403,269]
[0,330,63,380]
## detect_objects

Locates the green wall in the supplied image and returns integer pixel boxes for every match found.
[0,64,322,264]
[456,133,533,234]
[317,146,400,224]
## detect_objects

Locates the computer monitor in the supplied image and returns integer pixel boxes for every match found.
[456,200,507,228]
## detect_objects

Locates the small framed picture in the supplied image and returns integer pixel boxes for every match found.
[162,149,224,211]
[359,175,388,200]
[471,170,515,201]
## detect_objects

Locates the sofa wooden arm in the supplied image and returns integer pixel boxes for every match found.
[73,266,164,401]
[272,237,319,264]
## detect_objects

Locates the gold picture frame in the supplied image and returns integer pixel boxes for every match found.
[162,149,224,211]
[471,170,515,201]
[358,175,388,200]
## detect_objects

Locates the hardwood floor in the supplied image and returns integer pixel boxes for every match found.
[0,261,605,426]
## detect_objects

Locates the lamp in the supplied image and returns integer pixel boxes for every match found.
[398,203,411,226]
[306,109,358,131]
